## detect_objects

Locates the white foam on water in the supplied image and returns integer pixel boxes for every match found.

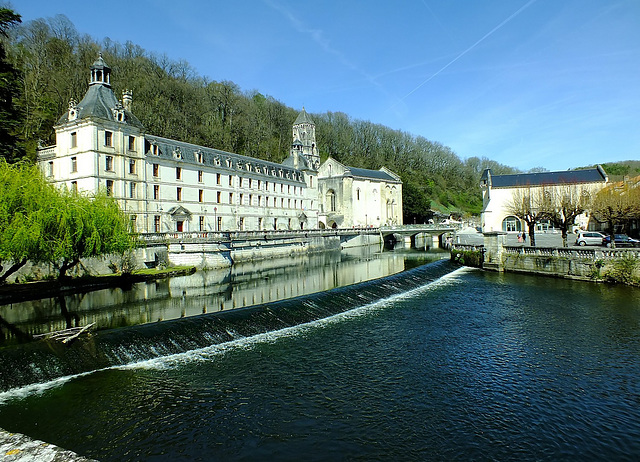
[0,266,471,404]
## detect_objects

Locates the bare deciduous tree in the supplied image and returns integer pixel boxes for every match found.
[505,187,553,247]
[592,182,640,248]
[547,185,592,247]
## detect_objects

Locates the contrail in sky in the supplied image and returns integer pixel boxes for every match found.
[398,0,538,102]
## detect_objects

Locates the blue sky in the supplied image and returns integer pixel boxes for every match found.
[13,0,640,172]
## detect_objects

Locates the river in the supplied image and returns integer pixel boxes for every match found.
[0,247,639,461]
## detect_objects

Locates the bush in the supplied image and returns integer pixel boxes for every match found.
[603,255,639,285]
[451,249,484,268]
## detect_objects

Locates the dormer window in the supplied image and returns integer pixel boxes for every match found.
[68,99,78,121]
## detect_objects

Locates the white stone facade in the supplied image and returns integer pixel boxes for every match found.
[317,158,403,228]
[480,167,608,233]
[38,56,403,233]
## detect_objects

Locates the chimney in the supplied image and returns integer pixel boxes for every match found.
[122,90,133,111]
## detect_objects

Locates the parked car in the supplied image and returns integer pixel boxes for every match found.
[603,234,640,248]
[575,231,606,246]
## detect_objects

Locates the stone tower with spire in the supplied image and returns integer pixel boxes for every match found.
[291,108,320,170]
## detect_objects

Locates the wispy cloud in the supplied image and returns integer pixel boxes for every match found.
[396,0,539,104]
[264,0,397,109]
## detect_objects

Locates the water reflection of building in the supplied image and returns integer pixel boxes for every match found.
[0,250,432,344]
[37,55,402,233]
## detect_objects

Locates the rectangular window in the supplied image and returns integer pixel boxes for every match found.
[216,173,221,185]
[239,217,244,231]
[216,191,221,203]
[239,193,244,205]
[249,178,253,189]
[47,161,54,177]
[265,181,269,191]
[104,131,113,147]
[217,216,222,232]
[71,181,77,193]
[129,182,136,198]
[199,189,204,203]
[154,215,161,233]
[129,159,136,174]
[258,180,262,189]
[106,179,113,196]
[70,132,77,148]
[198,170,203,183]
[176,167,181,180]
[130,215,137,231]
[152,163,159,177]
[249,194,253,206]
[177,187,182,201]
[153,185,159,200]
[199,216,205,231]
[128,136,135,151]
[229,192,233,204]
[70,156,77,173]
[105,155,113,172]
[229,175,233,186]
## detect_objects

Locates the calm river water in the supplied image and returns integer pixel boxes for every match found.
[0,248,639,461]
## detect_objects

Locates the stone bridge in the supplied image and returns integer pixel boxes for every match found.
[379,225,457,249]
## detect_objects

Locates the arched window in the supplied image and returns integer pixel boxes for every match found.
[356,188,361,200]
[502,216,522,232]
[327,190,336,212]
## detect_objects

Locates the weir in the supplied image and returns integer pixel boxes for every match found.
[0,259,458,394]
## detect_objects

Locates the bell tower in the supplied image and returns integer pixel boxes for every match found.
[89,53,111,87]
[292,108,320,170]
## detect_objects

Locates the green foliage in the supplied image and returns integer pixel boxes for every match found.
[0,8,23,161]
[589,259,605,280]
[451,249,484,268]
[44,190,135,278]
[0,160,56,281]
[0,160,135,281]
[603,255,639,285]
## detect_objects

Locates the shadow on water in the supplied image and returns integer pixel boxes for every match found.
[0,247,452,393]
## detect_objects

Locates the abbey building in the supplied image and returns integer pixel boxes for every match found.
[38,55,403,233]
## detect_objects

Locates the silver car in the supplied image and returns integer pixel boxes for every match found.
[575,231,605,246]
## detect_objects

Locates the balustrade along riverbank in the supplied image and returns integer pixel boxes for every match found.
[452,231,640,285]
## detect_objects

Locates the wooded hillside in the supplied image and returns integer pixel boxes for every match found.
[7,14,523,222]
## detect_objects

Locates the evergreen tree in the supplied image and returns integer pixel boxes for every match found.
[0,9,22,162]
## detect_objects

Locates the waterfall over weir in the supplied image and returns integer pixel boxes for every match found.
[0,260,459,394]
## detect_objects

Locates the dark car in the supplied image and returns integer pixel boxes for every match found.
[603,234,640,248]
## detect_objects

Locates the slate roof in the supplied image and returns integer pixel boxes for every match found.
[294,108,315,125]
[487,167,607,188]
[145,134,306,185]
[348,166,399,182]
[56,81,145,129]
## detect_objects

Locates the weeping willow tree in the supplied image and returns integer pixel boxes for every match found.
[504,187,553,247]
[0,160,57,282]
[44,190,136,279]
[0,160,135,282]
